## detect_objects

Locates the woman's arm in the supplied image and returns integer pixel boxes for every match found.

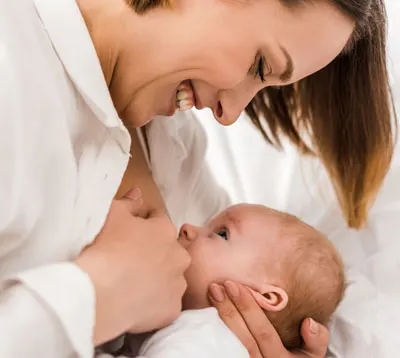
[116,127,167,217]
[0,263,95,358]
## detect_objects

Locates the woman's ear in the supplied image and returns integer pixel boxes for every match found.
[247,285,288,312]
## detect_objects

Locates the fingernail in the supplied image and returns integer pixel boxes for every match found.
[224,281,240,298]
[209,283,225,302]
[125,188,142,200]
[309,318,320,335]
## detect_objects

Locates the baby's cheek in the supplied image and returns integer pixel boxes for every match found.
[183,247,224,307]
[186,255,226,288]
[184,252,213,290]
[182,262,210,309]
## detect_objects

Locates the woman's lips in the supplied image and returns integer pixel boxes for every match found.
[191,84,204,110]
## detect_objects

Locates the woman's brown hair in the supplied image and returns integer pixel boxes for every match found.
[247,0,396,229]
[128,0,397,229]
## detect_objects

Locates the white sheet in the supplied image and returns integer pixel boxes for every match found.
[146,3,400,357]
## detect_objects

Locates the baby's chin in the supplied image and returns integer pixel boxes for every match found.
[182,286,210,311]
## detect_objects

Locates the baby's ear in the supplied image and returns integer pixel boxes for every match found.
[247,285,288,312]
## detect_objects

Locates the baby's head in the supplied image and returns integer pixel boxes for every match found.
[178,204,345,349]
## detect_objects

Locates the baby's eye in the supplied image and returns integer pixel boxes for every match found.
[216,229,228,240]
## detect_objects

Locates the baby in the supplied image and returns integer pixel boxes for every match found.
[99,204,345,358]
[178,203,345,350]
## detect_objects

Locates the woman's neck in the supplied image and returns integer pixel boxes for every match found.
[76,0,127,87]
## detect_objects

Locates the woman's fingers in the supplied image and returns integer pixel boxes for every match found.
[296,318,329,357]
[121,188,143,215]
[210,280,329,358]
[222,281,288,358]
[208,284,263,358]
[209,281,288,358]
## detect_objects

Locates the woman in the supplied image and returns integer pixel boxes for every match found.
[0,0,394,357]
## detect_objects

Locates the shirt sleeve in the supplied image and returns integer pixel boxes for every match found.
[0,262,96,358]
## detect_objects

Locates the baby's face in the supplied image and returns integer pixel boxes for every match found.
[178,204,291,309]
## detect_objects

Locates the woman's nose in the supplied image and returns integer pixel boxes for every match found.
[214,82,260,126]
[179,223,198,242]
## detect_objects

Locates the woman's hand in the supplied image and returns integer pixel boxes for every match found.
[76,189,191,345]
[209,281,329,358]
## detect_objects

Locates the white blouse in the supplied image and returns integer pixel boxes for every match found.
[0,0,131,356]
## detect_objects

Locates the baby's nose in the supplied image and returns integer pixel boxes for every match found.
[179,223,198,241]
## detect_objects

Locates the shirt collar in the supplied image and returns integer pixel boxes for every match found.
[33,0,121,127]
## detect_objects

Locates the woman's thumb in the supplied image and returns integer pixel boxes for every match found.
[121,188,143,215]
[300,318,329,357]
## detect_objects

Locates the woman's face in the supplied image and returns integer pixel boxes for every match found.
[109,0,354,126]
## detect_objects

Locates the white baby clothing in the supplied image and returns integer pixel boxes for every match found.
[97,308,250,358]
[138,308,249,358]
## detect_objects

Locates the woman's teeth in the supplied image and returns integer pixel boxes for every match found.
[176,82,194,111]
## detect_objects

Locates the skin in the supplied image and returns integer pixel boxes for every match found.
[179,204,292,310]
[209,282,330,358]
[77,0,354,127]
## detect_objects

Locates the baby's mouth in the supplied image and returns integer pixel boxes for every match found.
[176,80,195,111]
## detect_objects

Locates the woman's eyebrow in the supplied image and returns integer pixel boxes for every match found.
[279,46,294,82]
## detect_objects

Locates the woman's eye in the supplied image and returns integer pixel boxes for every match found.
[216,229,228,240]
[249,53,271,83]
[257,56,266,83]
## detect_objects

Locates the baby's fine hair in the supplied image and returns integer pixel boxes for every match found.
[264,211,345,349]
